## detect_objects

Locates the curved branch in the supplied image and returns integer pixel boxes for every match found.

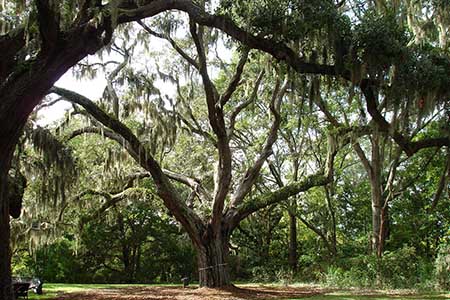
[68,128,213,203]
[117,0,338,76]
[190,19,231,232]
[35,97,65,112]
[361,80,450,156]
[164,169,213,203]
[50,86,205,247]
[79,188,151,226]
[230,75,288,208]
[228,173,332,230]
[220,48,249,107]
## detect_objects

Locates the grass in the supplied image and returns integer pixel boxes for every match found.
[289,289,450,300]
[26,283,450,300]
[303,291,450,300]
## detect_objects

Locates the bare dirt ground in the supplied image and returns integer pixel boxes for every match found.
[56,285,328,300]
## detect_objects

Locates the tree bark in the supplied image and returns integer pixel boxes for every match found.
[0,21,111,297]
[353,134,387,258]
[370,175,384,256]
[369,133,388,258]
[324,186,337,258]
[0,144,15,300]
[196,233,231,287]
[288,211,298,272]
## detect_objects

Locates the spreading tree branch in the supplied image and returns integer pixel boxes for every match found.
[190,19,231,233]
[50,86,205,247]
[230,75,288,208]
[117,0,338,76]
[78,188,151,226]
[228,173,333,229]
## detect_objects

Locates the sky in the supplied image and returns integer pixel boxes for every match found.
[36,73,107,126]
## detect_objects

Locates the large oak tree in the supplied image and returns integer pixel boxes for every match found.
[2,0,450,297]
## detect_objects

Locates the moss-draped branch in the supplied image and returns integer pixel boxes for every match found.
[49,86,205,247]
[226,173,332,230]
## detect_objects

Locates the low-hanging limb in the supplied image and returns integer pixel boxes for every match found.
[76,122,215,206]
[268,148,337,257]
[50,86,205,247]
[225,126,338,230]
[68,123,213,205]
[226,173,334,231]
[77,187,151,227]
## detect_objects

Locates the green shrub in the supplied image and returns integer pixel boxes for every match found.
[435,243,450,289]
[323,246,433,289]
[275,268,294,286]
[250,265,275,283]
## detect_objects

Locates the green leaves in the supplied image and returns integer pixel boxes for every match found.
[218,0,339,43]
[352,11,410,74]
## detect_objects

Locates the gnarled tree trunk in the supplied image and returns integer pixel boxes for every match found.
[0,28,109,299]
[196,232,231,287]
[0,191,12,300]
[0,137,17,300]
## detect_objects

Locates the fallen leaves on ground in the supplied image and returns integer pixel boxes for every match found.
[56,285,327,300]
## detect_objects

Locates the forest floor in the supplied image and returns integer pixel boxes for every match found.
[29,283,450,300]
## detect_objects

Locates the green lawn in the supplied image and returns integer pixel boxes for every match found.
[26,283,450,300]
[289,289,450,300]
[304,291,450,300]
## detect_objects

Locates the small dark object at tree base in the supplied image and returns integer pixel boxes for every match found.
[181,277,189,288]
[13,282,30,299]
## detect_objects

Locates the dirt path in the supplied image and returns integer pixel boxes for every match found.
[56,285,328,300]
